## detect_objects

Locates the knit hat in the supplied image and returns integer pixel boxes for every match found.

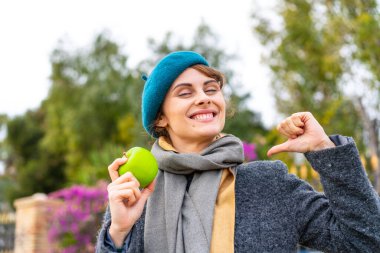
[142,51,209,137]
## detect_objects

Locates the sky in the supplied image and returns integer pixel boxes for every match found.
[0,0,278,127]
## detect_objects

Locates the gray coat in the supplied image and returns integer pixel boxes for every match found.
[96,136,380,252]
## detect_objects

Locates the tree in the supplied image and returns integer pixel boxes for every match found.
[42,32,146,184]
[336,0,380,192]
[2,23,269,204]
[3,109,67,205]
[2,32,144,203]
[252,0,380,191]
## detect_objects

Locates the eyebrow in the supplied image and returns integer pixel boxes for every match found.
[172,79,218,92]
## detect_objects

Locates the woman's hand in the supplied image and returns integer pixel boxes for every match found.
[107,157,156,248]
[267,112,335,157]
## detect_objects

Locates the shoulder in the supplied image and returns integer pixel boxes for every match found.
[235,160,312,195]
[235,160,289,193]
[236,160,288,179]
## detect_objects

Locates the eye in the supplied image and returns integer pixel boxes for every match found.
[178,90,192,97]
[204,82,221,94]
[205,89,218,94]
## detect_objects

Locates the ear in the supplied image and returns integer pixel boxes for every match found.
[156,114,168,128]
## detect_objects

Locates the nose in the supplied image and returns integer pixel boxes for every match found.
[194,90,211,105]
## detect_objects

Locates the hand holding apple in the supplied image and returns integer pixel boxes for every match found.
[107,157,156,248]
[118,147,158,188]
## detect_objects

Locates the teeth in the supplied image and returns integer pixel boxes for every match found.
[192,113,214,120]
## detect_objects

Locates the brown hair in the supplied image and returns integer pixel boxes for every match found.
[152,64,226,138]
[191,64,225,88]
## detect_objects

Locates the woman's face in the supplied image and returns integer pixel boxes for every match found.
[157,67,226,144]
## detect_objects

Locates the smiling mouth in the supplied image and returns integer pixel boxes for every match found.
[190,113,216,121]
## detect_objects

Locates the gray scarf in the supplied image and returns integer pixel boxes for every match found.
[144,134,244,253]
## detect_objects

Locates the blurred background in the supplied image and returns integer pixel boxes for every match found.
[0,0,379,252]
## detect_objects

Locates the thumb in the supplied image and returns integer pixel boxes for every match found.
[139,179,156,203]
[267,142,290,157]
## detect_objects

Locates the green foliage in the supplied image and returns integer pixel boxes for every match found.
[251,0,374,149]
[3,109,66,205]
[1,33,145,201]
[0,175,12,208]
[224,92,266,143]
[252,0,380,189]
[1,23,269,203]
[7,111,44,162]
[41,33,149,184]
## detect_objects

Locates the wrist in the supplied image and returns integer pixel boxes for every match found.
[109,224,131,248]
[313,136,335,151]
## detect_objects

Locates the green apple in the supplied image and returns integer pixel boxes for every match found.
[118,147,158,188]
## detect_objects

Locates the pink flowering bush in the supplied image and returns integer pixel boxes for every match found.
[47,181,108,253]
[243,142,257,162]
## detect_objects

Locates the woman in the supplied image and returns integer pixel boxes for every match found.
[96,51,380,252]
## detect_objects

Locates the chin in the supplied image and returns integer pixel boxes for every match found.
[195,127,223,139]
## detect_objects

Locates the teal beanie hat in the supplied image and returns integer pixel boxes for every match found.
[142,51,209,137]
